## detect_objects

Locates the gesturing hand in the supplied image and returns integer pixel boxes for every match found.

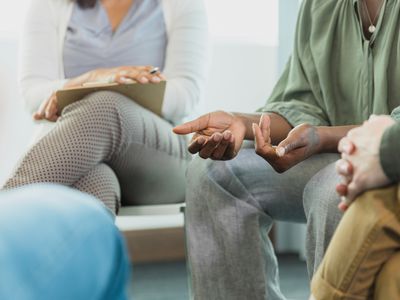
[173,111,247,160]
[253,114,321,173]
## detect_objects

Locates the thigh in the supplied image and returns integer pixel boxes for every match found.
[109,100,190,205]
[216,148,339,222]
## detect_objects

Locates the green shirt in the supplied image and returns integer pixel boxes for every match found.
[380,123,400,182]
[260,0,400,126]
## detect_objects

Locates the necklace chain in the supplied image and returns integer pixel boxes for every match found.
[361,0,385,33]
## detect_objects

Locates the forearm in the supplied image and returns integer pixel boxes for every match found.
[317,125,359,153]
[234,112,292,144]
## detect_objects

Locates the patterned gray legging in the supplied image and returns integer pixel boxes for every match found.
[2,91,191,213]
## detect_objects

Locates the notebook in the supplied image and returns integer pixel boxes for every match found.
[56,81,166,116]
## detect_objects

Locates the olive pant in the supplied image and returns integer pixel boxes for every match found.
[311,185,400,300]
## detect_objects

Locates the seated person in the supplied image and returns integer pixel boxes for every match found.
[0,184,130,299]
[2,0,208,213]
[311,115,400,300]
[173,0,400,298]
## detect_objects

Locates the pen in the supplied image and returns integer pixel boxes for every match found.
[149,67,160,74]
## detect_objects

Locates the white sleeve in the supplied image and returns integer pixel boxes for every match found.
[19,0,67,114]
[162,0,209,124]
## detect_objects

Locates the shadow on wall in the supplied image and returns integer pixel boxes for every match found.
[0,37,33,185]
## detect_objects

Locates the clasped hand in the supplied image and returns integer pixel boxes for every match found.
[33,66,165,122]
[335,115,395,211]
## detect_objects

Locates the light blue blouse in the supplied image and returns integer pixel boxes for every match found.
[63,0,167,78]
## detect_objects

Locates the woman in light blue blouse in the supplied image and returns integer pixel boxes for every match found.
[3,0,208,213]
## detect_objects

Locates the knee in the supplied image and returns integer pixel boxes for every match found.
[63,91,133,124]
[185,156,238,198]
[303,162,341,220]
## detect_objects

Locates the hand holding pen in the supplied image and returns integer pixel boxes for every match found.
[33,66,165,122]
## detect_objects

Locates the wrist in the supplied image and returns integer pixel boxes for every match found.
[84,70,97,82]
[316,126,335,153]
[64,71,94,89]
[232,113,261,140]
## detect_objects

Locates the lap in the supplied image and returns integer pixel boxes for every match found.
[74,92,190,205]
[64,90,189,159]
[192,147,339,222]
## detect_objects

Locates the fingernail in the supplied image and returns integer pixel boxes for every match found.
[139,77,149,83]
[276,147,285,157]
[197,137,205,144]
[151,77,161,83]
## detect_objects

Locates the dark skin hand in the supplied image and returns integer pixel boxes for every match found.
[252,114,322,173]
[173,110,358,174]
[173,111,292,161]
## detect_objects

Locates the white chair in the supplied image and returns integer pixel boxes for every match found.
[116,204,185,232]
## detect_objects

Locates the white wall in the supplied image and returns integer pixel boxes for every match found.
[205,0,278,46]
[0,0,32,185]
[203,0,279,113]
[0,37,33,185]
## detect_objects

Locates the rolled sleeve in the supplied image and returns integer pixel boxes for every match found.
[262,100,329,127]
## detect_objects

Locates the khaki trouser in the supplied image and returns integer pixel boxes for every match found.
[311,185,400,300]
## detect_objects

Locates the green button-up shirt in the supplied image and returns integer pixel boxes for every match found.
[260,0,400,126]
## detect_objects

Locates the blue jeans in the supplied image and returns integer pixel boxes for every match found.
[0,184,131,300]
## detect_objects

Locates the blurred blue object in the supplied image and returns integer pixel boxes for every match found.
[0,184,131,300]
